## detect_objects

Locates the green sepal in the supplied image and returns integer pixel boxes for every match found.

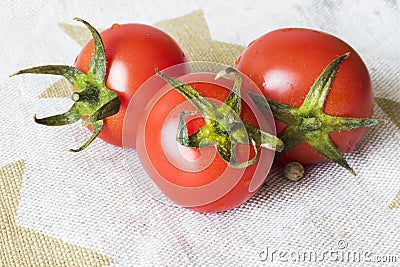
[156,69,217,120]
[176,111,197,147]
[302,53,349,112]
[33,102,83,126]
[69,120,104,152]
[73,18,107,81]
[216,67,242,116]
[11,65,85,86]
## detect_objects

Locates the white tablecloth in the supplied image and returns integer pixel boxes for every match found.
[1,1,399,266]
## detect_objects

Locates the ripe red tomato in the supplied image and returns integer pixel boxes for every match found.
[236,28,374,165]
[12,19,187,152]
[135,72,276,212]
[75,23,186,147]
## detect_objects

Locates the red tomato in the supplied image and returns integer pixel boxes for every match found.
[236,28,374,164]
[75,23,186,147]
[135,72,275,212]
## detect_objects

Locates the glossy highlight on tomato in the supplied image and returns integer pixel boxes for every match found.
[236,28,376,167]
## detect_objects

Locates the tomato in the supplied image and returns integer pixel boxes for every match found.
[134,70,277,212]
[12,19,186,151]
[75,22,186,147]
[236,28,380,173]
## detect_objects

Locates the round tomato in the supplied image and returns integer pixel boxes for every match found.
[75,22,186,147]
[236,28,379,173]
[12,19,186,152]
[134,70,277,212]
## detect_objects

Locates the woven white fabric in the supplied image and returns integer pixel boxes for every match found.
[1,0,399,266]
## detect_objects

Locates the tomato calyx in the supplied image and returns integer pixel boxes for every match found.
[10,18,120,152]
[249,53,386,175]
[156,67,284,168]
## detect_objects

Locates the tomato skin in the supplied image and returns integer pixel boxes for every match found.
[236,28,374,164]
[136,73,275,212]
[74,23,186,147]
